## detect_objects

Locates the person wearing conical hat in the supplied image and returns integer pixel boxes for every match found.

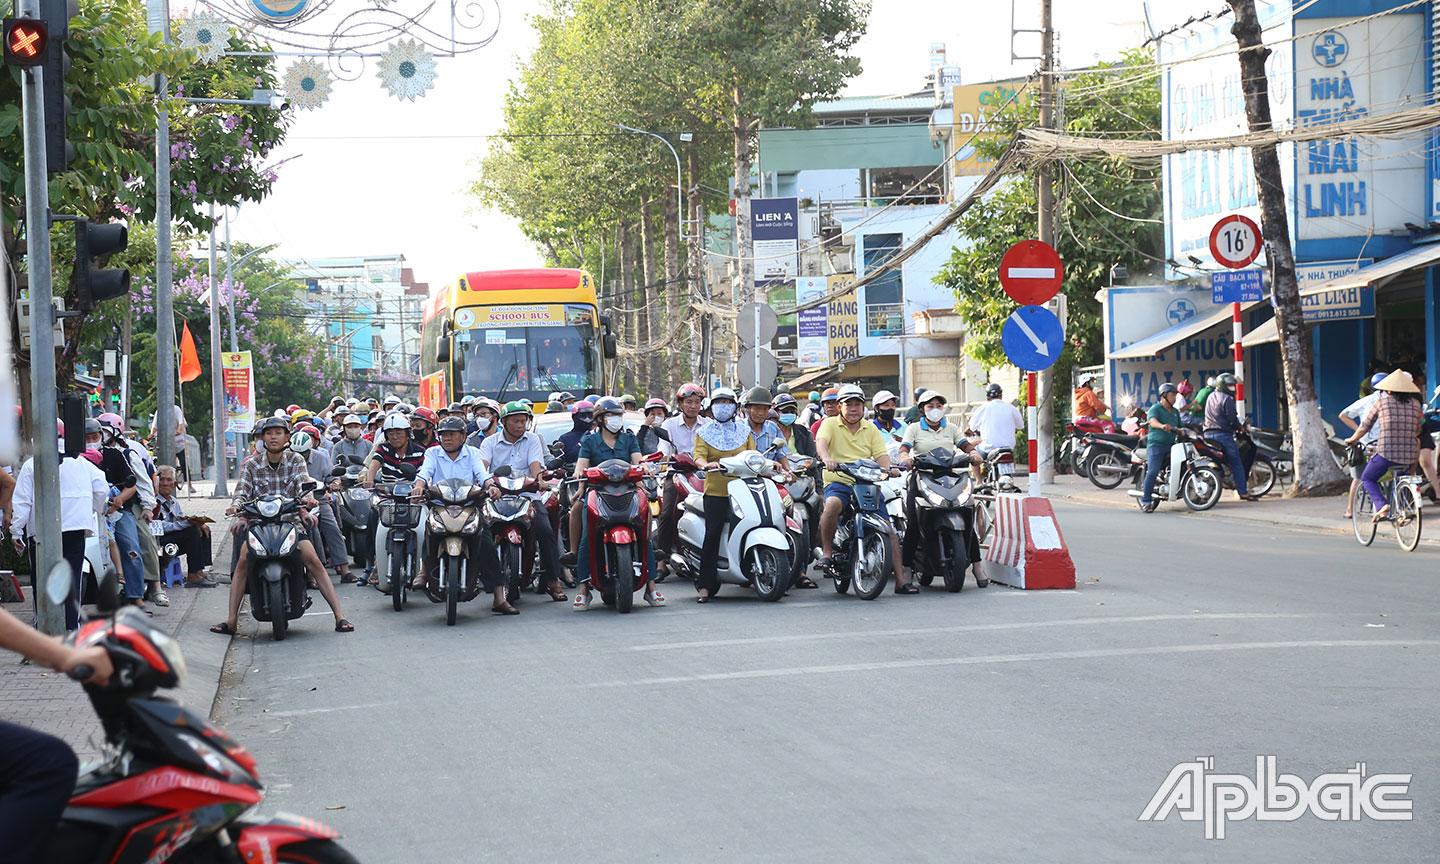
[1344,370,1424,521]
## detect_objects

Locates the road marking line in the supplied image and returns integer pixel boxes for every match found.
[595,640,1440,687]
[264,701,395,718]
[625,612,1331,652]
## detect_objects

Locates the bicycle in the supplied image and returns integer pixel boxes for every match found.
[1349,447,1423,551]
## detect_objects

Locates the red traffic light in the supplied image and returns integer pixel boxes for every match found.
[3,18,48,67]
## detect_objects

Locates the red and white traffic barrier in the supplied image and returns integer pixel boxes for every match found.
[982,493,1076,590]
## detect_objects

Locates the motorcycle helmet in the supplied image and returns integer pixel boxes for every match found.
[290,430,315,454]
[1370,372,1388,389]
[985,383,1003,399]
[412,407,439,428]
[255,416,290,435]
[710,386,737,404]
[285,404,301,415]
[871,389,898,408]
[1215,373,1237,394]
[1158,383,1179,397]
[593,396,624,416]
[84,417,101,437]
[500,400,531,420]
[620,394,637,410]
[297,424,321,440]
[558,391,577,405]
[1176,380,1194,396]
[381,412,410,433]
[546,399,566,413]
[97,412,125,440]
[383,395,401,408]
[773,393,798,411]
[290,408,313,424]
[675,382,705,401]
[837,384,865,404]
[807,391,821,403]
[436,416,468,434]
[820,387,840,403]
[572,399,595,416]
[743,386,773,406]
[644,397,668,413]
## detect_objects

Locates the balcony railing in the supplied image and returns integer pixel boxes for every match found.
[866,303,905,337]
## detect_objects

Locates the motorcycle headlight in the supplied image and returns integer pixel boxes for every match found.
[922,485,950,507]
[349,488,370,501]
[277,527,299,556]
[462,511,483,534]
[177,733,255,786]
[428,509,447,532]
[246,533,266,556]
[257,499,281,519]
[744,452,766,475]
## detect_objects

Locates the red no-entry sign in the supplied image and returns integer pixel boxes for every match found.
[998,240,1064,306]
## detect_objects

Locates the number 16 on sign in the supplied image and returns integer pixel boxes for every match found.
[1209,214,1263,421]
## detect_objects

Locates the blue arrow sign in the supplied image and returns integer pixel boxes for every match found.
[1001,305,1064,371]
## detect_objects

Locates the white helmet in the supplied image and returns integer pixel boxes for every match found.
[381,412,410,433]
[837,383,865,403]
[290,430,315,455]
[871,389,897,408]
[710,386,737,403]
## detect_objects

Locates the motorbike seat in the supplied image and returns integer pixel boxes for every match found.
[985,448,1014,462]
[1089,432,1139,446]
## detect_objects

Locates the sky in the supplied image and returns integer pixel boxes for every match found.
[231,0,1207,290]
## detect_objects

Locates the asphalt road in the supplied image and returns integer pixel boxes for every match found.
[213,500,1439,863]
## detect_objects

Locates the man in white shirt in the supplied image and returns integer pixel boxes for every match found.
[478,403,567,600]
[414,417,510,613]
[150,405,194,492]
[655,382,710,574]
[966,383,1025,482]
[9,431,108,630]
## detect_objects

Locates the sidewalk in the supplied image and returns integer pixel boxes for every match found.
[0,482,236,761]
[1042,471,1436,543]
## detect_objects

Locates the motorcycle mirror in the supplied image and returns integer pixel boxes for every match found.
[329,466,346,477]
[95,568,120,615]
[545,456,565,471]
[494,465,513,478]
[653,426,671,442]
[43,562,72,608]
[550,441,565,455]
[399,464,419,479]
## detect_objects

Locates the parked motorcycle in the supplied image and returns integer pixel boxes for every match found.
[1064,415,1116,477]
[330,454,374,573]
[1081,431,1141,490]
[907,447,983,592]
[818,460,896,601]
[374,466,422,612]
[1248,426,1294,491]
[42,567,355,864]
[579,455,658,612]
[977,448,1020,493]
[238,483,320,641]
[423,476,487,626]
[1125,429,1224,511]
[671,449,792,601]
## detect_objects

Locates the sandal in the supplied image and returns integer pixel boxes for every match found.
[645,589,666,607]
[795,577,818,589]
[1372,506,1392,522]
[334,619,355,633]
[210,621,237,635]
[548,588,569,602]
[492,603,519,615]
[572,593,591,610]
[895,583,920,595]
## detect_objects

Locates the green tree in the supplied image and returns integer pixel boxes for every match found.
[935,54,1164,370]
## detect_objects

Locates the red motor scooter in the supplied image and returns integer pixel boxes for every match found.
[40,567,356,863]
[581,453,661,612]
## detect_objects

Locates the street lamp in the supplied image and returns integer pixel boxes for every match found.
[608,122,695,239]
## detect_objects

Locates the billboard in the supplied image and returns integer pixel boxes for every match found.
[827,275,859,365]
[751,197,799,284]
[950,79,1030,177]
[795,277,828,368]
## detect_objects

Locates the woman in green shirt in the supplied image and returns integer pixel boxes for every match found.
[691,387,754,603]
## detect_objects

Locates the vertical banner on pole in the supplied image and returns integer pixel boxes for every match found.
[222,351,255,434]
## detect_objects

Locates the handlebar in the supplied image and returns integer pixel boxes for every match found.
[68,664,94,681]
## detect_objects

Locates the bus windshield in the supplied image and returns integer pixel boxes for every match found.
[455,323,598,398]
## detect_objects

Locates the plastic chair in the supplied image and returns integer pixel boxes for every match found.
[161,557,185,587]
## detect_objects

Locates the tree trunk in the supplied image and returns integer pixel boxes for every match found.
[688,147,710,387]
[639,194,657,396]
[733,84,755,304]
[1229,0,1347,495]
[662,179,682,389]
[618,220,636,394]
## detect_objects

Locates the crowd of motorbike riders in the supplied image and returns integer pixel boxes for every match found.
[206,380,1024,634]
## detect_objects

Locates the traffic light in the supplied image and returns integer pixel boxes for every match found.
[73,221,130,312]
[38,0,72,173]
[2,18,48,67]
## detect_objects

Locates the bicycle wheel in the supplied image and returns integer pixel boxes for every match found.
[1351,485,1376,546]
[1394,483,1422,552]
[1247,457,1276,498]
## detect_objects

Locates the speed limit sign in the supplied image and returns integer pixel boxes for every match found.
[1209,214,1263,269]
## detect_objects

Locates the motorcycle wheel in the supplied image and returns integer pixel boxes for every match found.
[445,557,459,626]
[1087,450,1128,490]
[391,549,405,612]
[1182,467,1223,512]
[501,541,521,605]
[943,531,967,593]
[851,533,891,601]
[273,840,362,864]
[1248,456,1276,498]
[1072,443,1091,478]
[918,571,934,587]
[268,579,286,642]
[751,547,789,602]
[611,545,634,613]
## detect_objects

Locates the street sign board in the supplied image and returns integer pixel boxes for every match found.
[1001,305,1064,372]
[737,346,779,389]
[736,302,778,347]
[1208,214,1262,269]
[998,240,1064,305]
[1211,268,1264,303]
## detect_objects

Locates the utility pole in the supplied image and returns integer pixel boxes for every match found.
[1226,0,1346,494]
[152,0,176,467]
[207,203,227,496]
[224,212,238,352]
[18,0,63,633]
[1034,0,1057,487]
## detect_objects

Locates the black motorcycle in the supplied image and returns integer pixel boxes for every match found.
[907,447,984,592]
[820,460,895,601]
[330,454,374,573]
[238,482,319,641]
[375,465,422,612]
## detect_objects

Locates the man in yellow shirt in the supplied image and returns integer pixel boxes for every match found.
[815,384,912,593]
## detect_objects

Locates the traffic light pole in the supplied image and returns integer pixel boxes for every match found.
[19,0,63,634]
[207,203,227,497]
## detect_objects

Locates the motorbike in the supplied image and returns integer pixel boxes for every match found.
[1125,428,1224,511]
[43,566,354,863]
[486,465,545,605]
[238,483,320,641]
[374,466,423,612]
[907,447,983,592]
[330,455,374,573]
[779,453,821,584]
[423,476,488,626]
[581,454,661,612]
[1248,426,1294,491]
[1080,431,1141,490]
[671,449,792,601]
[818,460,896,601]
[977,447,1020,493]
[1064,415,1116,477]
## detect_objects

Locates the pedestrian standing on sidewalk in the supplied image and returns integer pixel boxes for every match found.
[1344,370,1424,521]
[150,405,195,494]
[1201,374,1255,502]
[154,466,215,588]
[1139,383,1183,513]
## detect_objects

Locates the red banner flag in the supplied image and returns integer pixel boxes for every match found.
[179,321,202,383]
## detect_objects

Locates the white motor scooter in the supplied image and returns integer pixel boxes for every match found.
[669,449,792,601]
[82,510,117,600]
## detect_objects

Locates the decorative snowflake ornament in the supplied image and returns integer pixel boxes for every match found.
[177,10,232,64]
[283,59,331,110]
[376,39,438,102]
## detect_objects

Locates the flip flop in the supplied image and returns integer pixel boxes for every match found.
[795,577,819,589]
[210,621,236,635]
[491,603,519,616]
[895,583,920,595]
[334,619,355,633]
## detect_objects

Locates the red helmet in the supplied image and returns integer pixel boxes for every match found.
[675,382,704,400]
[286,404,301,414]
[413,407,438,428]
[298,424,321,440]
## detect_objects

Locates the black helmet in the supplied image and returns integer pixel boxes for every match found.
[1158,382,1178,396]
[985,383,1003,399]
[1216,373,1238,393]
[436,416,467,434]
[84,418,101,436]
[593,396,623,416]
[913,387,925,400]
[255,416,290,435]
[773,393,798,411]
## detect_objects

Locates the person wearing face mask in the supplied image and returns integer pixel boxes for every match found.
[466,398,500,449]
[332,415,371,464]
[564,397,663,609]
[740,387,784,456]
[557,400,596,464]
[637,398,669,455]
[360,413,428,587]
[896,391,984,585]
[772,393,818,460]
[410,407,439,450]
[690,387,754,603]
[870,390,906,443]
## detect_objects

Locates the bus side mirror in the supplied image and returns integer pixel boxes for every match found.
[436,318,453,364]
[599,313,612,330]
[603,333,617,360]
